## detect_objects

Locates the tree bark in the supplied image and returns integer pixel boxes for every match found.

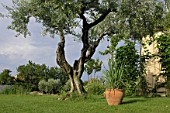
[69,71,85,94]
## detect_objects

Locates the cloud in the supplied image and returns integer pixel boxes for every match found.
[0,15,84,76]
[0,15,58,75]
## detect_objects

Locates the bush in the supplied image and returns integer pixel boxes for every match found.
[48,79,61,93]
[124,76,149,96]
[85,82,105,95]
[62,80,71,92]
[0,85,31,95]
[38,79,61,94]
[124,83,137,96]
[38,80,46,93]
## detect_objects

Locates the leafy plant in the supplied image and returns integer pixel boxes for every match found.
[38,79,61,94]
[103,58,125,89]
[38,80,47,93]
[154,34,170,95]
[155,34,170,77]
[84,58,102,80]
[62,80,71,92]
[85,80,105,95]
[48,79,61,93]
[114,40,149,96]
[115,41,140,82]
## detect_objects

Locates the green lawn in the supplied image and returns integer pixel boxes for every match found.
[0,95,170,113]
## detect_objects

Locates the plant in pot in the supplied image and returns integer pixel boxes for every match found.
[103,58,125,106]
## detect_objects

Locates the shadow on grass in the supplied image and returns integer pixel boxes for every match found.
[122,99,146,105]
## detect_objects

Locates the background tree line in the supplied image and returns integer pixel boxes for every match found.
[0,61,68,92]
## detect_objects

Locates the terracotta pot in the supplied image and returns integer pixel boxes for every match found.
[104,89,124,105]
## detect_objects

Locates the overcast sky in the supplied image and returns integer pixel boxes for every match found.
[0,0,112,80]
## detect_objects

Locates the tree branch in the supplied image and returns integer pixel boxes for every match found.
[79,6,88,28]
[56,30,72,74]
[75,30,89,78]
[76,4,111,78]
[89,9,111,28]
[85,32,106,62]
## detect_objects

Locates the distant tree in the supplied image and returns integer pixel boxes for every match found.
[48,67,68,85]
[17,61,45,84]
[16,61,67,90]
[0,69,12,85]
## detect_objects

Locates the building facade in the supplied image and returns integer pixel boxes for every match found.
[142,32,165,89]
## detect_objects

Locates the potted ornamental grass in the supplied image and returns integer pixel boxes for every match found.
[103,58,125,106]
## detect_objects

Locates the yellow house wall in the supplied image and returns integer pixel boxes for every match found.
[142,32,165,88]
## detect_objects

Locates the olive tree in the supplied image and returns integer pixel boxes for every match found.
[6,0,118,95]
[6,0,169,95]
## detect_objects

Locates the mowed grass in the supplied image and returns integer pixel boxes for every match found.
[0,95,170,113]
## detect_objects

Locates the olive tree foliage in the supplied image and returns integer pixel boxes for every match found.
[100,0,170,61]
[6,0,170,95]
[114,1,169,44]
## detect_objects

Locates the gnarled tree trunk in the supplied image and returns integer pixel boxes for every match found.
[56,31,106,95]
[56,30,86,95]
[69,72,85,94]
[56,8,111,95]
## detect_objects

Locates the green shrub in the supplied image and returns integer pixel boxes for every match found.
[13,82,37,92]
[38,79,61,94]
[124,83,137,96]
[62,80,71,92]
[85,82,105,95]
[124,76,149,97]
[0,85,31,95]
[49,79,61,93]
[38,80,46,93]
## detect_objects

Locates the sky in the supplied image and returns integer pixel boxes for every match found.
[0,0,111,80]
